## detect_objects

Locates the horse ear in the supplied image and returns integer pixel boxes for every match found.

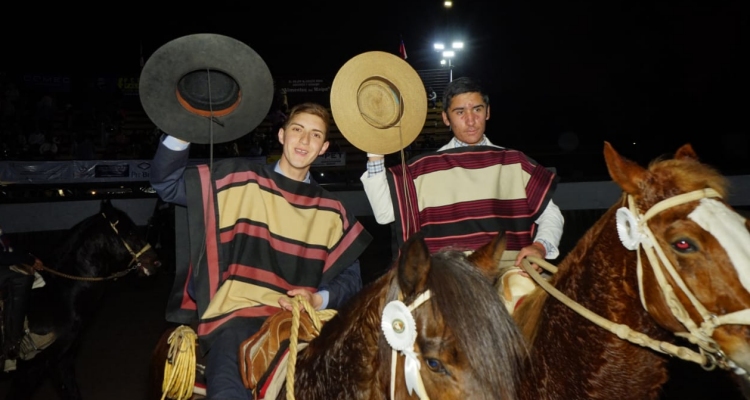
[467,232,507,284]
[100,199,112,212]
[674,143,699,161]
[397,231,431,297]
[603,141,649,195]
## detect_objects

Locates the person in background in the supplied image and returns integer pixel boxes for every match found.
[427,86,437,109]
[0,227,44,365]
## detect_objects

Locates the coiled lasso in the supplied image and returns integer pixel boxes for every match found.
[161,325,198,400]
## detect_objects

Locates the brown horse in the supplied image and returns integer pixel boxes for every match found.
[151,231,526,400]
[512,142,750,400]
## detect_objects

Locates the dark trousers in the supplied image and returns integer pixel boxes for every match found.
[204,319,263,400]
[0,268,34,353]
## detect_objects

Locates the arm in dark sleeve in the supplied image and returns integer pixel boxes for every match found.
[150,135,190,207]
[0,252,35,267]
[318,259,362,310]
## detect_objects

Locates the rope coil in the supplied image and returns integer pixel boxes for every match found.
[161,325,198,400]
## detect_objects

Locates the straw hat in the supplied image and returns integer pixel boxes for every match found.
[330,51,427,155]
[139,33,273,144]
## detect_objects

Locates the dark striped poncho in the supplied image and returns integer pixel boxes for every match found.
[166,158,371,350]
[387,146,557,254]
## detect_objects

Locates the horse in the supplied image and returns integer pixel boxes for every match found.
[150,231,526,400]
[511,141,750,400]
[2,199,162,400]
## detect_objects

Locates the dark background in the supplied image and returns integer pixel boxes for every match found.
[3,1,747,180]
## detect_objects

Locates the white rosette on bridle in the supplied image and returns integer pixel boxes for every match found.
[616,207,652,250]
[381,300,423,398]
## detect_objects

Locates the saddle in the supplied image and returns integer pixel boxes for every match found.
[238,309,325,399]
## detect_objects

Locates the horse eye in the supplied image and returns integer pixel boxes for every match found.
[671,239,697,253]
[424,358,446,374]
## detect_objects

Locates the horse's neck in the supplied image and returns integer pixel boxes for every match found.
[56,228,127,276]
[521,205,671,399]
[290,277,391,399]
[552,205,650,325]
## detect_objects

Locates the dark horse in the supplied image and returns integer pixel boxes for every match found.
[150,231,526,400]
[2,199,162,400]
[511,142,750,399]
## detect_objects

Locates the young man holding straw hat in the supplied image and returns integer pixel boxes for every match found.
[330,52,563,313]
[143,34,371,399]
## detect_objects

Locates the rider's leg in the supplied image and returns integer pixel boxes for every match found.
[204,319,263,400]
[0,269,34,359]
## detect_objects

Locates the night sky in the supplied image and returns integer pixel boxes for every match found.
[4,1,747,179]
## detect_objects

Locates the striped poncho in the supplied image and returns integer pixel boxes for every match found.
[387,146,558,254]
[166,158,371,350]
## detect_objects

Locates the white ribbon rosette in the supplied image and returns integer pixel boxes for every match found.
[381,300,423,397]
[616,207,652,250]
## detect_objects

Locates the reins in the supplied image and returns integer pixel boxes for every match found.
[521,187,750,378]
[40,212,151,282]
[283,296,337,400]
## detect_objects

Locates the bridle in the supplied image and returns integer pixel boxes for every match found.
[382,289,433,400]
[41,213,152,282]
[523,188,750,378]
[103,212,153,272]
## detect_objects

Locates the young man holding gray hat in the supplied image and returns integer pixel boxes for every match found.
[143,34,371,399]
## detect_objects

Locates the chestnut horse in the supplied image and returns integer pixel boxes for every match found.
[151,231,526,400]
[512,142,750,399]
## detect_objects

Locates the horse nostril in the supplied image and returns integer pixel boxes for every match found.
[154,261,162,267]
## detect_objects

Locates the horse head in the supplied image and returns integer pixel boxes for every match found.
[384,231,524,400]
[98,199,162,277]
[604,141,750,375]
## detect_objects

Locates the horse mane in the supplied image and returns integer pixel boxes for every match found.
[422,249,525,399]
[644,155,729,202]
[49,206,133,269]
[50,213,103,263]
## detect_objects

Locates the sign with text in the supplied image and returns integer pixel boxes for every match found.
[22,74,72,92]
[278,78,331,106]
[117,77,140,96]
[313,151,346,167]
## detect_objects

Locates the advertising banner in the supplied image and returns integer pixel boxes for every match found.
[22,74,72,92]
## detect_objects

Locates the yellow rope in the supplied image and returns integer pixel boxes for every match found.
[161,325,198,400]
[285,295,337,400]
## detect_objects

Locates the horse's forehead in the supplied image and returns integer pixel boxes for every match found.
[688,198,750,291]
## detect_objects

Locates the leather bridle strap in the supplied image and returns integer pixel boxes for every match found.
[102,212,152,270]
[522,187,750,377]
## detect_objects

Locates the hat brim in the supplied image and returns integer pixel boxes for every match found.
[330,51,427,155]
[139,33,273,144]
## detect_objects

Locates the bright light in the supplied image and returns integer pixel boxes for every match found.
[434,43,445,50]
[440,59,447,65]
[444,1,452,8]
[442,50,455,58]
[452,41,464,49]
